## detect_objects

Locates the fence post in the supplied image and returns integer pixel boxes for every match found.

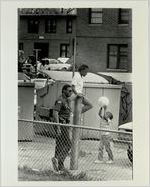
[70,96,82,170]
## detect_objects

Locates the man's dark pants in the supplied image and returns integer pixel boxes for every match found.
[54,119,71,170]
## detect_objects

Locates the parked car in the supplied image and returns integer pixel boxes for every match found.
[41,58,72,71]
[118,122,133,163]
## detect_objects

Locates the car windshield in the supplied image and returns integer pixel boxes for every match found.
[42,58,60,64]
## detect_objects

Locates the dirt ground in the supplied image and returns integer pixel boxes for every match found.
[18,136,133,181]
[18,167,89,181]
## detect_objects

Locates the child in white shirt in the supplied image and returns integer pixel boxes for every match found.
[95,104,114,164]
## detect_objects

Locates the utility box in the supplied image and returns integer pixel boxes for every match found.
[35,71,122,139]
[18,81,35,141]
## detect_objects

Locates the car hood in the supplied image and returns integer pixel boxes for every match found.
[119,122,133,130]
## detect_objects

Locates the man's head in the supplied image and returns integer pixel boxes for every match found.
[62,84,73,97]
[78,64,89,77]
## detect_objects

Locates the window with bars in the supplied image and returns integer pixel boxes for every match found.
[66,18,72,33]
[89,8,103,24]
[60,44,69,57]
[45,18,56,33]
[118,9,129,24]
[107,44,128,70]
[28,19,39,33]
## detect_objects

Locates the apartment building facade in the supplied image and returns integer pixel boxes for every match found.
[18,8,76,60]
[75,8,132,73]
[18,8,132,73]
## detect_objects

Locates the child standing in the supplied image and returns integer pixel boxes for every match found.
[95,97,114,164]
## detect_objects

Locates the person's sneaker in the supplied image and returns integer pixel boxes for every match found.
[94,160,104,164]
[106,160,114,164]
[51,157,59,171]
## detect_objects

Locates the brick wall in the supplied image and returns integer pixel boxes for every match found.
[76,37,132,72]
[19,15,76,59]
[75,8,132,72]
[76,8,132,37]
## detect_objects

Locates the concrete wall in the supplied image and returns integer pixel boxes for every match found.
[18,83,35,140]
[18,83,34,120]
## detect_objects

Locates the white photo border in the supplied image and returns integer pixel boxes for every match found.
[0,0,149,186]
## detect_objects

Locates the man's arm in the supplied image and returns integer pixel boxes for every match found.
[72,85,83,98]
[71,74,78,95]
[71,74,83,96]
[53,99,62,135]
[53,110,59,123]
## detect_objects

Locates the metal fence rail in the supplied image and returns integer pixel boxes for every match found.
[18,119,133,181]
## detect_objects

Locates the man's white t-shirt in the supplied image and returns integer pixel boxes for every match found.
[71,72,84,94]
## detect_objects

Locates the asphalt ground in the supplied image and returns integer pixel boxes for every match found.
[18,136,132,181]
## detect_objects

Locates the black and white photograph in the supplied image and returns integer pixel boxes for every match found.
[0,0,149,186]
[18,7,133,181]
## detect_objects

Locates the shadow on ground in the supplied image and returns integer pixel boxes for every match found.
[18,166,92,181]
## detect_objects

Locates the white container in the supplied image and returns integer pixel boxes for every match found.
[36,71,122,139]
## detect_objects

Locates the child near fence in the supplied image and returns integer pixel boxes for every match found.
[95,97,114,164]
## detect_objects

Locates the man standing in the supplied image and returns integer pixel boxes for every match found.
[52,84,73,172]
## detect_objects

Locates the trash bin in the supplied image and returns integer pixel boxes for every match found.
[18,81,35,141]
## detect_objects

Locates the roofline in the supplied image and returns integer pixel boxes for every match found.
[19,14,77,17]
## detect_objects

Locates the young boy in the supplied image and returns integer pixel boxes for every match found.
[95,103,114,164]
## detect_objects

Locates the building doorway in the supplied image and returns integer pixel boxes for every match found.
[34,43,49,60]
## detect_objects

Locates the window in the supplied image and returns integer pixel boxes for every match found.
[60,44,69,57]
[19,43,24,50]
[89,8,103,24]
[45,18,56,33]
[28,18,39,33]
[66,18,72,33]
[107,44,128,70]
[118,9,129,24]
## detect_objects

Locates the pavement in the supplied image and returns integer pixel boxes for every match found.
[18,136,133,181]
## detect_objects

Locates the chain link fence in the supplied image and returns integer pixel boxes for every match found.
[18,119,133,181]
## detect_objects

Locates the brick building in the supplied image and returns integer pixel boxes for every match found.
[75,8,132,73]
[18,8,77,60]
[18,8,132,73]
